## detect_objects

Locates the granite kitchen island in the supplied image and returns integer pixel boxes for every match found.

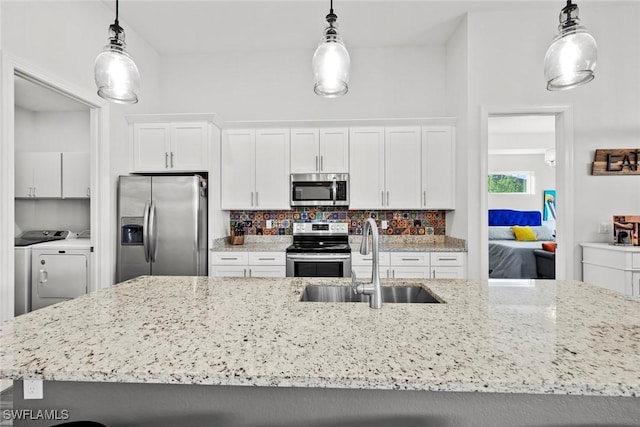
[1,276,640,426]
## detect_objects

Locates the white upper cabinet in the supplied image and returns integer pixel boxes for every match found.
[128,115,215,173]
[422,126,455,209]
[15,152,62,198]
[384,127,422,209]
[290,127,348,173]
[170,123,209,171]
[222,129,290,210]
[222,130,255,210]
[349,127,385,209]
[62,152,90,198]
[254,129,290,209]
[132,123,171,172]
[349,126,421,209]
[290,128,319,173]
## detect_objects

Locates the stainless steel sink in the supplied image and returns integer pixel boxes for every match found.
[299,285,441,303]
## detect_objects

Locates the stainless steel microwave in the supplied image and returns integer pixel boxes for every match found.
[290,173,349,207]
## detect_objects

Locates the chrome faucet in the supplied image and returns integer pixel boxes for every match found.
[352,218,382,309]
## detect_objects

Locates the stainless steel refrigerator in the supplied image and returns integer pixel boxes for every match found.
[117,175,207,282]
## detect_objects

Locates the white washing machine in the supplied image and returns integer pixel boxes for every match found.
[31,239,92,311]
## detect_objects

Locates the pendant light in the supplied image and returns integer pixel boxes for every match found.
[94,0,141,104]
[312,0,350,97]
[544,0,597,91]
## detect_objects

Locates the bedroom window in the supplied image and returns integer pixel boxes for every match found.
[488,172,535,194]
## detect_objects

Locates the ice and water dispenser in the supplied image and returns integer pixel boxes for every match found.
[121,218,144,245]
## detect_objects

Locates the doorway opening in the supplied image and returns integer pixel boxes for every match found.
[1,54,111,325]
[479,105,574,281]
[487,115,556,280]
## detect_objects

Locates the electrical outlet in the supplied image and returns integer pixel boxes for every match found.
[598,222,612,234]
[266,220,273,229]
[381,220,388,229]
[23,379,43,400]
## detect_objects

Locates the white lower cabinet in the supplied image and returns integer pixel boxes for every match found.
[211,251,286,278]
[351,252,390,280]
[353,251,467,280]
[430,252,467,279]
[389,252,430,279]
[581,243,640,297]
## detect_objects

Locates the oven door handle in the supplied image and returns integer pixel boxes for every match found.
[287,254,351,260]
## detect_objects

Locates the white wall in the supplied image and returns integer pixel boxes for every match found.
[488,154,556,213]
[444,17,469,244]
[159,45,447,120]
[15,108,90,153]
[466,4,640,279]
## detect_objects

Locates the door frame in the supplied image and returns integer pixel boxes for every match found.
[480,105,574,280]
[0,51,112,322]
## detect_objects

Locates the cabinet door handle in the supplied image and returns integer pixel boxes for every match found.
[87,187,91,197]
[320,155,324,171]
[315,155,319,171]
[381,191,385,206]
[251,192,254,207]
[244,268,247,277]
[220,257,239,260]
[423,191,426,206]
[32,187,36,197]
[432,270,436,279]
[392,269,395,278]
[437,258,457,261]
[255,192,259,207]
[170,152,175,168]
[402,258,421,261]
[387,191,390,206]
[258,258,275,261]
[165,152,169,168]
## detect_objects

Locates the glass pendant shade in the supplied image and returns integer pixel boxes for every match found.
[544,1,597,91]
[312,7,350,97]
[94,21,140,104]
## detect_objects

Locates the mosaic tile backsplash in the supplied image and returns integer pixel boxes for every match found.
[230,209,446,236]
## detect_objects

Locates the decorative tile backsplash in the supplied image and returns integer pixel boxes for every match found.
[230,208,446,236]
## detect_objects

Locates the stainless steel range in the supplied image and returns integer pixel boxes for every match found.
[286,222,351,277]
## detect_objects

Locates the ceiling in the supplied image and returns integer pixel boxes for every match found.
[102,0,568,56]
[14,76,89,112]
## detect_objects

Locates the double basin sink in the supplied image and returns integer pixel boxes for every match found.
[300,285,442,304]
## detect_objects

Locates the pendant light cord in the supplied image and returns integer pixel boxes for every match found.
[115,0,120,26]
[330,0,333,15]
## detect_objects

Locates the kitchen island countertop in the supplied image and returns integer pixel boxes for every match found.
[1,276,639,397]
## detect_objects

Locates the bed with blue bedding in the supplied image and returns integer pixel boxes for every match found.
[488,209,555,279]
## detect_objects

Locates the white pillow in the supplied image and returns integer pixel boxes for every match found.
[531,224,555,241]
[488,226,516,240]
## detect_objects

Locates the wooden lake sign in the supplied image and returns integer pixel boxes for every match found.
[591,149,640,175]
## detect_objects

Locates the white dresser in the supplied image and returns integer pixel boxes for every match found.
[581,242,640,297]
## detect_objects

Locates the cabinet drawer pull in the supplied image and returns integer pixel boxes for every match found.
[170,152,175,168]
[165,152,169,168]
[315,156,319,171]
[220,257,239,260]
[401,258,421,261]
[320,155,324,171]
[437,258,457,261]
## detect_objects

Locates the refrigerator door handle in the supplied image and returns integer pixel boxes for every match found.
[149,201,158,262]
[143,201,151,262]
